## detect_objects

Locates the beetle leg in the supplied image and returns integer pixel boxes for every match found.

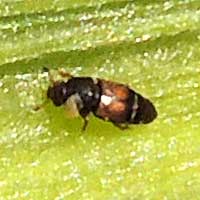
[33,104,42,111]
[32,99,49,111]
[79,108,90,132]
[81,117,89,132]
[113,123,129,130]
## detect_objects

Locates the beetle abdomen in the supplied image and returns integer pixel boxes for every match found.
[94,79,157,125]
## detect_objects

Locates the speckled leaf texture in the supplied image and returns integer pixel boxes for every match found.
[0,0,200,199]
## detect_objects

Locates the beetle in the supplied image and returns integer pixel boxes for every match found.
[45,69,157,131]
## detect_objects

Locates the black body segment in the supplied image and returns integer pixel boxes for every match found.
[128,93,157,124]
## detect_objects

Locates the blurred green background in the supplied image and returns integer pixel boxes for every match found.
[0,0,200,199]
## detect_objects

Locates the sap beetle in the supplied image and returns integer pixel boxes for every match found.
[45,68,157,131]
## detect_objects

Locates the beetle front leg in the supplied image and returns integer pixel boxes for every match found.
[79,109,90,132]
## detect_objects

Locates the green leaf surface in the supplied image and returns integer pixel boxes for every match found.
[0,0,200,199]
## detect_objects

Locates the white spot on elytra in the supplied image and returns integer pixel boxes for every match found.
[132,95,139,110]
[131,95,139,120]
[101,95,112,106]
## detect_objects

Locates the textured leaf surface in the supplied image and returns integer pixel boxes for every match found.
[0,0,200,199]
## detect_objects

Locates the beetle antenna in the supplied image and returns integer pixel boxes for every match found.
[58,68,73,79]
[42,67,58,85]
[43,67,73,84]
[32,67,51,111]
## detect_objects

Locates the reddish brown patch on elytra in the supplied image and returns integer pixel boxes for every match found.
[94,79,131,122]
[96,100,127,123]
[114,86,128,99]
[96,103,108,119]
[100,80,129,100]
[109,101,126,112]
[105,89,113,96]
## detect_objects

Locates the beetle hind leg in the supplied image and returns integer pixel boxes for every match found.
[113,123,129,130]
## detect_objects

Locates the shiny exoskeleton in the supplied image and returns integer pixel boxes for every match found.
[47,76,157,131]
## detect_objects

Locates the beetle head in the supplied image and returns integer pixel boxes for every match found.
[47,82,68,106]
